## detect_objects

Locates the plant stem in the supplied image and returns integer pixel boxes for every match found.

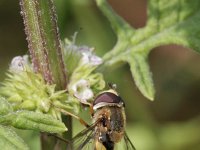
[19,0,44,75]
[20,0,71,149]
[36,0,67,89]
[20,0,67,89]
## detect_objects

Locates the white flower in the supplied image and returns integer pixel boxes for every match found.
[71,79,94,103]
[64,35,103,67]
[9,55,30,72]
[80,47,103,66]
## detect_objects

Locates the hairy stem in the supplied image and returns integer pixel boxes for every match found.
[20,0,67,89]
[20,0,71,149]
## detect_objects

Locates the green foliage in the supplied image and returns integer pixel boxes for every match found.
[0,97,13,115]
[96,0,200,100]
[0,125,28,150]
[0,98,29,149]
[0,111,67,133]
[0,96,66,133]
[0,67,74,119]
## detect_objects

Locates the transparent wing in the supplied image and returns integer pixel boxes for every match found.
[123,132,136,150]
[68,121,100,150]
[115,132,136,150]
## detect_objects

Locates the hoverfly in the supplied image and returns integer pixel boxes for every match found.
[67,88,136,150]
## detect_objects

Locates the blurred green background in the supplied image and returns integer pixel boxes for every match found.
[1,0,200,149]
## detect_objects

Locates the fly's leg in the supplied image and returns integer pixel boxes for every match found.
[51,101,90,128]
[48,133,70,143]
[58,108,90,128]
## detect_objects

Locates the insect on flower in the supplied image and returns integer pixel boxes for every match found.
[67,87,136,150]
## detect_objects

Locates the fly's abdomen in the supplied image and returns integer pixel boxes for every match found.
[93,106,126,149]
[109,107,126,143]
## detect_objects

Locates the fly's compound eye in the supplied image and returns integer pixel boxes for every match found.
[94,92,123,105]
[93,92,125,110]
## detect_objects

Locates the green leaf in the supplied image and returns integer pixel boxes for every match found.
[96,0,200,100]
[127,54,155,100]
[0,97,13,115]
[0,125,29,150]
[95,0,134,37]
[0,69,73,116]
[0,111,67,133]
[145,0,200,51]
